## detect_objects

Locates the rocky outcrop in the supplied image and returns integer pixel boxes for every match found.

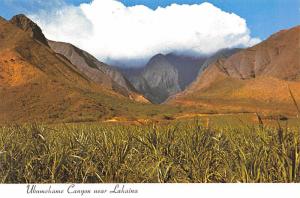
[10,14,49,47]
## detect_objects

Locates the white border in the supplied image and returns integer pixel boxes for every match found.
[0,183,299,198]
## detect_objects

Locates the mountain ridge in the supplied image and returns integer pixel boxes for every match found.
[8,14,148,103]
[168,25,300,115]
[124,50,239,104]
[0,15,150,123]
[48,40,147,102]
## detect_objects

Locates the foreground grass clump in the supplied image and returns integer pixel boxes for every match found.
[0,122,299,183]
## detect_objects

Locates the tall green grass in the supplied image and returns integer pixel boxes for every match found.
[0,121,299,183]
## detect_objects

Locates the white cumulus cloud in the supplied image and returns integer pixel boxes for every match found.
[29,0,261,66]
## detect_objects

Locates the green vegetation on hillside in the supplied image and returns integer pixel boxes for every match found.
[0,121,299,183]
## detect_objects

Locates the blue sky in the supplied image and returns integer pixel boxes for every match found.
[1,0,299,40]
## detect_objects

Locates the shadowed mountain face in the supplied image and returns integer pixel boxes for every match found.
[48,41,147,102]
[121,54,207,103]
[164,53,207,89]
[0,15,150,123]
[129,54,182,103]
[169,26,300,115]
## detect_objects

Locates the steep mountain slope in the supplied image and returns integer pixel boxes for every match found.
[164,53,206,89]
[48,41,147,102]
[130,54,181,103]
[9,14,147,103]
[125,54,207,103]
[0,16,149,123]
[199,48,241,73]
[169,26,300,115]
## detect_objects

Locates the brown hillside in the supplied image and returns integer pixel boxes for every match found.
[8,14,147,103]
[169,26,300,116]
[0,17,144,123]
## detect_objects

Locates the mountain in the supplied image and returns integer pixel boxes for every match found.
[0,15,149,123]
[129,54,181,103]
[10,14,49,47]
[122,54,206,103]
[9,14,147,103]
[169,26,300,115]
[199,48,241,73]
[48,40,146,102]
[164,53,207,89]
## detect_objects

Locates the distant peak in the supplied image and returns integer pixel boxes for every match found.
[147,53,167,62]
[152,53,166,59]
[10,14,49,47]
[10,14,36,29]
[12,14,27,19]
[147,53,168,65]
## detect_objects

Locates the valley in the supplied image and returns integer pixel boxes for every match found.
[2,15,299,124]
